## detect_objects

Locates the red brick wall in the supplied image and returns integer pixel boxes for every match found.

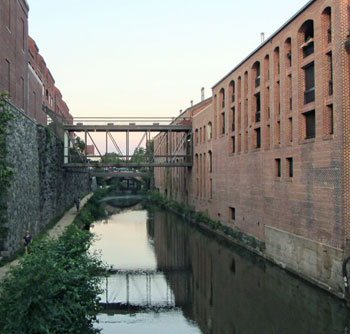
[155,0,347,252]
[0,0,29,110]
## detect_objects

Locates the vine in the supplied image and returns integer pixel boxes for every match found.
[0,92,15,237]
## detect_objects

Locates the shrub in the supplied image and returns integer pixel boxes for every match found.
[0,224,106,334]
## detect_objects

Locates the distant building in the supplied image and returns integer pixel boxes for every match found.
[155,0,350,299]
[86,144,95,156]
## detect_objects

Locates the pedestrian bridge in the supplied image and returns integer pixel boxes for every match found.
[62,117,193,169]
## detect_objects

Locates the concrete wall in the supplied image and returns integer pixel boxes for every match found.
[0,103,90,259]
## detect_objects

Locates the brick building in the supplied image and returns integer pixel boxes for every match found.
[0,0,29,111]
[155,0,350,298]
[0,0,72,126]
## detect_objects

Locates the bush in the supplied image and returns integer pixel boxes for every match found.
[0,225,106,334]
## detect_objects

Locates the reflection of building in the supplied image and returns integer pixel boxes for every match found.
[151,210,346,334]
[0,1,72,125]
[155,0,348,298]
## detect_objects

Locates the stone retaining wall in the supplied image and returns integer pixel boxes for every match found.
[0,104,90,259]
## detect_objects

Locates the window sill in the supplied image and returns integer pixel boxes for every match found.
[301,53,314,68]
[300,137,315,145]
[285,177,293,182]
[301,103,315,114]
[323,134,334,141]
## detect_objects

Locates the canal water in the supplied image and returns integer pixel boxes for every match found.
[90,207,350,334]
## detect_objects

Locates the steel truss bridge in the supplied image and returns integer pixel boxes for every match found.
[63,117,193,169]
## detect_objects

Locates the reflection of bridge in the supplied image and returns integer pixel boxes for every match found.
[90,171,149,179]
[63,117,193,169]
[99,267,192,312]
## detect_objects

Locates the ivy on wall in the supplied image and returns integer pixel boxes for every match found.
[0,92,15,237]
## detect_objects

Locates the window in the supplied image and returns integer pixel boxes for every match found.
[6,0,11,30]
[255,93,261,122]
[304,110,315,139]
[325,104,334,135]
[209,151,212,173]
[207,122,212,140]
[20,77,24,109]
[5,59,10,93]
[21,18,25,51]
[304,63,315,104]
[285,38,292,67]
[231,107,235,131]
[255,128,261,149]
[287,157,293,178]
[253,61,260,87]
[229,80,235,103]
[328,52,333,96]
[231,136,235,153]
[275,158,281,177]
[209,179,213,200]
[220,88,225,108]
[221,112,225,134]
[230,207,236,220]
[195,129,199,144]
[300,20,314,58]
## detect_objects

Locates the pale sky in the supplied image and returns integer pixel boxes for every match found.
[28,0,310,154]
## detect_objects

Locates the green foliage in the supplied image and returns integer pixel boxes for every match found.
[0,224,106,334]
[74,136,86,153]
[74,188,107,227]
[101,152,122,164]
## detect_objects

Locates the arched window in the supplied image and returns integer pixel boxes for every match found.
[252,61,260,88]
[285,37,292,67]
[322,7,331,44]
[229,80,235,103]
[300,20,314,58]
[220,88,225,109]
[207,122,212,140]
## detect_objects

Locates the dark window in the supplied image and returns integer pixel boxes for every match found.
[328,53,333,96]
[275,158,281,177]
[230,207,235,220]
[231,136,235,153]
[304,63,315,104]
[255,128,261,149]
[255,93,261,122]
[305,110,315,139]
[287,157,293,177]
[221,112,225,134]
[231,107,235,131]
[209,151,212,173]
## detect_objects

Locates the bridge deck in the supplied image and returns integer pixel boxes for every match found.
[64,124,191,132]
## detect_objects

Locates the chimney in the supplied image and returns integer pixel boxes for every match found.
[190,100,193,107]
[179,109,182,114]
[261,32,265,44]
[201,87,205,101]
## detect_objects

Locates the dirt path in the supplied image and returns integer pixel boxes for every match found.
[0,193,92,280]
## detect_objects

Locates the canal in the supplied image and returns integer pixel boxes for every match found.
[90,206,349,333]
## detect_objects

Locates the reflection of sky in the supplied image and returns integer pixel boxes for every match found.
[90,210,157,270]
[97,311,201,334]
[91,209,202,333]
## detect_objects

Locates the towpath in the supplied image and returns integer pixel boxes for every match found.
[0,193,92,280]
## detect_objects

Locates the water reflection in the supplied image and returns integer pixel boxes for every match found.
[91,208,350,333]
[151,210,350,334]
